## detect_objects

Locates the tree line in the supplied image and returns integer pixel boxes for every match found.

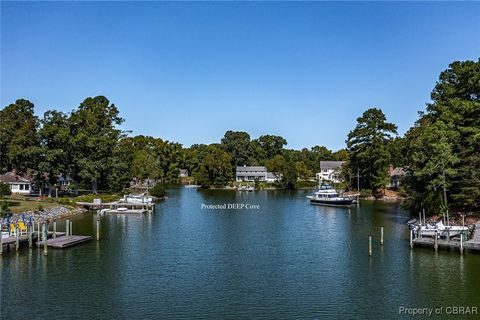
[1,59,478,214]
[0,97,346,194]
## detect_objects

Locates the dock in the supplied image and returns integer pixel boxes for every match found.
[411,221,480,254]
[76,200,153,213]
[38,235,92,248]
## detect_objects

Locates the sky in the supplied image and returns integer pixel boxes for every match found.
[1,1,479,151]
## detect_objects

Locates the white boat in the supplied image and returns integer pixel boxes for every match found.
[185,184,201,188]
[306,184,354,206]
[416,220,468,238]
[121,193,153,204]
[238,185,255,192]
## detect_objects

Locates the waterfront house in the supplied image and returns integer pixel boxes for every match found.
[388,165,406,188]
[0,171,32,195]
[179,169,189,177]
[236,166,278,183]
[316,161,345,183]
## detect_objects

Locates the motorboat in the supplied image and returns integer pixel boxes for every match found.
[121,193,153,204]
[415,220,468,238]
[238,185,255,192]
[306,184,354,206]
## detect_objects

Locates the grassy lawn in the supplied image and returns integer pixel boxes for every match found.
[1,196,58,213]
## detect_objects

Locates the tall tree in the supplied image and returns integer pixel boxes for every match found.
[193,144,232,187]
[69,96,124,193]
[0,99,40,173]
[221,131,251,168]
[346,108,398,197]
[405,59,480,212]
[256,135,287,159]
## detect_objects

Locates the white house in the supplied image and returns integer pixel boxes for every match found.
[0,171,32,195]
[179,169,189,177]
[236,166,278,183]
[316,161,345,183]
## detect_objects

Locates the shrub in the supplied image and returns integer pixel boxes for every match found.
[0,182,11,198]
[150,184,165,197]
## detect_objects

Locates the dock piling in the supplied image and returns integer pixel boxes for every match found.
[43,223,48,256]
[460,232,464,254]
[96,218,100,241]
[37,222,40,247]
[368,236,372,256]
[15,227,19,251]
[70,221,73,236]
[380,227,384,245]
[0,232,3,255]
[410,229,413,249]
[66,220,70,236]
[29,226,32,248]
[53,221,57,239]
[434,231,438,251]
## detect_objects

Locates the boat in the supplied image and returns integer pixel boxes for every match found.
[306,184,354,206]
[121,193,153,204]
[413,220,468,238]
[238,185,255,192]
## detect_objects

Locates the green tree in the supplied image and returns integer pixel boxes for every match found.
[256,135,287,159]
[221,131,251,167]
[0,99,40,173]
[193,144,232,187]
[69,96,124,193]
[405,59,480,212]
[0,182,11,197]
[346,108,398,197]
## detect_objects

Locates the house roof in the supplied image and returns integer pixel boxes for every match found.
[236,166,267,173]
[179,169,188,174]
[320,161,345,170]
[0,172,32,184]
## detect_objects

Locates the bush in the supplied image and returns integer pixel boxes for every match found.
[0,182,11,198]
[150,184,165,197]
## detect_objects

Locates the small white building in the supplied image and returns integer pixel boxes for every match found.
[316,161,345,183]
[179,169,189,177]
[0,171,32,195]
[236,166,278,183]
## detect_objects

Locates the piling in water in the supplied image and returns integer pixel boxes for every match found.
[368,236,372,256]
[380,227,384,245]
[70,221,73,235]
[66,220,70,236]
[53,221,57,239]
[410,229,413,249]
[29,226,33,248]
[43,223,48,256]
[96,218,100,241]
[434,231,438,251]
[0,232,3,255]
[15,228,19,251]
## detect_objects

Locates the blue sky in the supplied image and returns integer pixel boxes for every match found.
[1,1,479,151]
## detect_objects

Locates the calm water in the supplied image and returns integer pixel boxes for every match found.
[1,188,479,319]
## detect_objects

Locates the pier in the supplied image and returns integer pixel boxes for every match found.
[411,221,480,254]
[38,235,92,248]
[76,200,153,214]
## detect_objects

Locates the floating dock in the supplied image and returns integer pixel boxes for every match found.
[411,221,480,254]
[38,235,92,248]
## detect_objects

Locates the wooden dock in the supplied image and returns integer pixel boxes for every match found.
[76,200,153,213]
[464,221,480,251]
[412,221,480,253]
[38,235,92,248]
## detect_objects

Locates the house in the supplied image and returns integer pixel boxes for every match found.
[57,175,72,189]
[316,161,345,183]
[0,171,32,195]
[179,169,189,177]
[236,166,278,183]
[388,165,406,188]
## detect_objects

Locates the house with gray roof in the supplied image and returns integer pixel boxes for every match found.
[0,171,32,195]
[236,166,278,183]
[316,161,345,183]
[388,165,406,188]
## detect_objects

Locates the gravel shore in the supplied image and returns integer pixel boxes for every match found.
[1,206,86,226]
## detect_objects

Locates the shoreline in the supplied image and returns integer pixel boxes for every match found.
[0,205,87,225]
